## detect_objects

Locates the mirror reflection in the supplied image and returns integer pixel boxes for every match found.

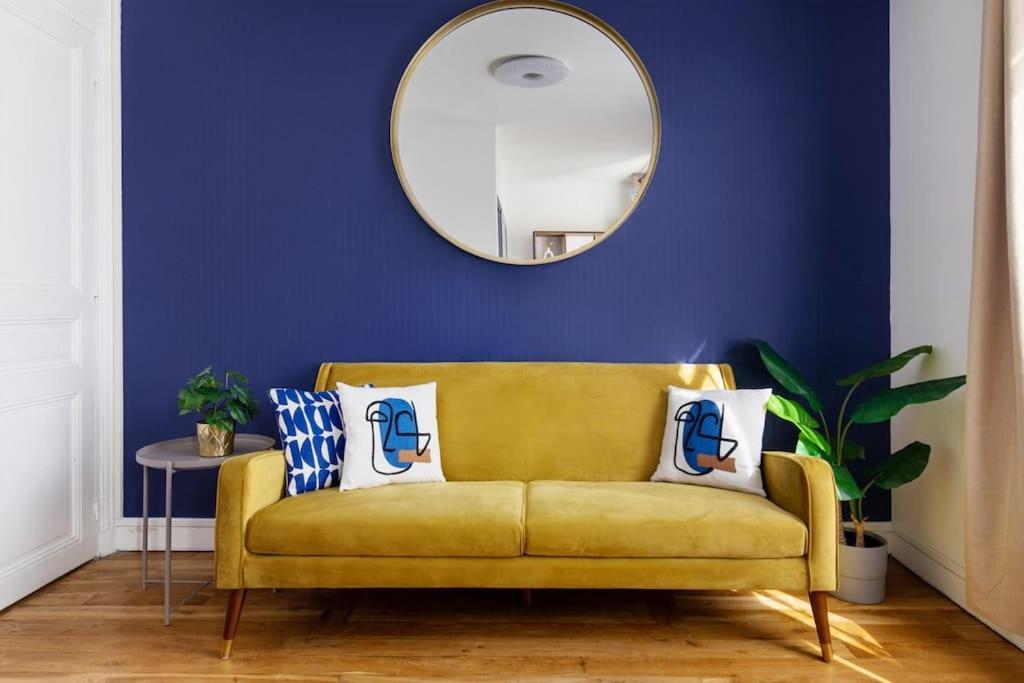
[393,4,659,264]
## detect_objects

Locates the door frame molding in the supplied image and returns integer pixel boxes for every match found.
[96,0,123,556]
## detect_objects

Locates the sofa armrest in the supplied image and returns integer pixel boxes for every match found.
[762,451,838,591]
[215,450,285,589]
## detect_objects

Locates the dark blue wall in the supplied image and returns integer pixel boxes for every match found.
[122,0,890,518]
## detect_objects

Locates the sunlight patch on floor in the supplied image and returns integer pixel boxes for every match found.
[834,655,894,683]
[752,589,890,659]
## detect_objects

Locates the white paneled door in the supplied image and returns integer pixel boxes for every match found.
[0,0,111,608]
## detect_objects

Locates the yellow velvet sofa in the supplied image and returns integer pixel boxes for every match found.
[215,362,838,661]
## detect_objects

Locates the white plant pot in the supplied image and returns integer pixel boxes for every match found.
[831,529,888,604]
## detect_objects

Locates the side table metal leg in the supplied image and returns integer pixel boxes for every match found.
[141,465,148,590]
[164,463,173,626]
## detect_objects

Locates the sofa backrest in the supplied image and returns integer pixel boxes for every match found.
[315,362,736,482]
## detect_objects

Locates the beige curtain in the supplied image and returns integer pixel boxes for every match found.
[966,0,1024,634]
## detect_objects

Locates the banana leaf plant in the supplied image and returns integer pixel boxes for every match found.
[752,341,965,547]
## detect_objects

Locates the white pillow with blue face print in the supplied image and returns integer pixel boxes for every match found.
[651,387,772,497]
[336,381,444,491]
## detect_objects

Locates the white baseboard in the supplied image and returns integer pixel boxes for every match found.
[889,526,1024,651]
[115,517,214,551]
[888,524,965,590]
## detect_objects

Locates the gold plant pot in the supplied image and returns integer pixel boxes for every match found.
[196,422,235,457]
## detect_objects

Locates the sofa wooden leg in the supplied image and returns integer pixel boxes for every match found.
[809,591,833,662]
[521,588,532,607]
[220,588,247,659]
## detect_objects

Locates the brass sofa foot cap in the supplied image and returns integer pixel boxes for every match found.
[820,643,833,663]
[219,639,234,660]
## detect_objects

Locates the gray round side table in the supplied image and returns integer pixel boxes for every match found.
[136,434,275,625]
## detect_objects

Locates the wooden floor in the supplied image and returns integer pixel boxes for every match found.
[1,553,1022,681]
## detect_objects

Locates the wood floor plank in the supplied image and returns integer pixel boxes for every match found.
[0,553,1021,681]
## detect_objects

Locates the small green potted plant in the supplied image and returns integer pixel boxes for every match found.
[752,341,965,604]
[177,367,259,457]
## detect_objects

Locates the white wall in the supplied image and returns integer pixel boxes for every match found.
[497,175,631,260]
[891,0,1022,647]
[890,0,979,577]
[493,126,641,260]
[398,117,497,255]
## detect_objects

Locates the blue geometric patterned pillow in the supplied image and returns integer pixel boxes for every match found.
[268,389,344,496]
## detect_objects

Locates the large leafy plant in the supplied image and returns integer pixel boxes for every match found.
[177,367,258,433]
[752,341,965,547]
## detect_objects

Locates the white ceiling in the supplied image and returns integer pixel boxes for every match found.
[397,8,655,181]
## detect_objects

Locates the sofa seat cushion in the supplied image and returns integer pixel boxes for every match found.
[525,481,807,559]
[247,481,526,558]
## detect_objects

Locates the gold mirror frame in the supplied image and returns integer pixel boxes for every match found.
[390,0,662,266]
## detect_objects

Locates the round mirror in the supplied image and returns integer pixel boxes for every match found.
[391,0,660,265]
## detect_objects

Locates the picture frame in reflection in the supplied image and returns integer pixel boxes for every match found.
[533,231,602,260]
